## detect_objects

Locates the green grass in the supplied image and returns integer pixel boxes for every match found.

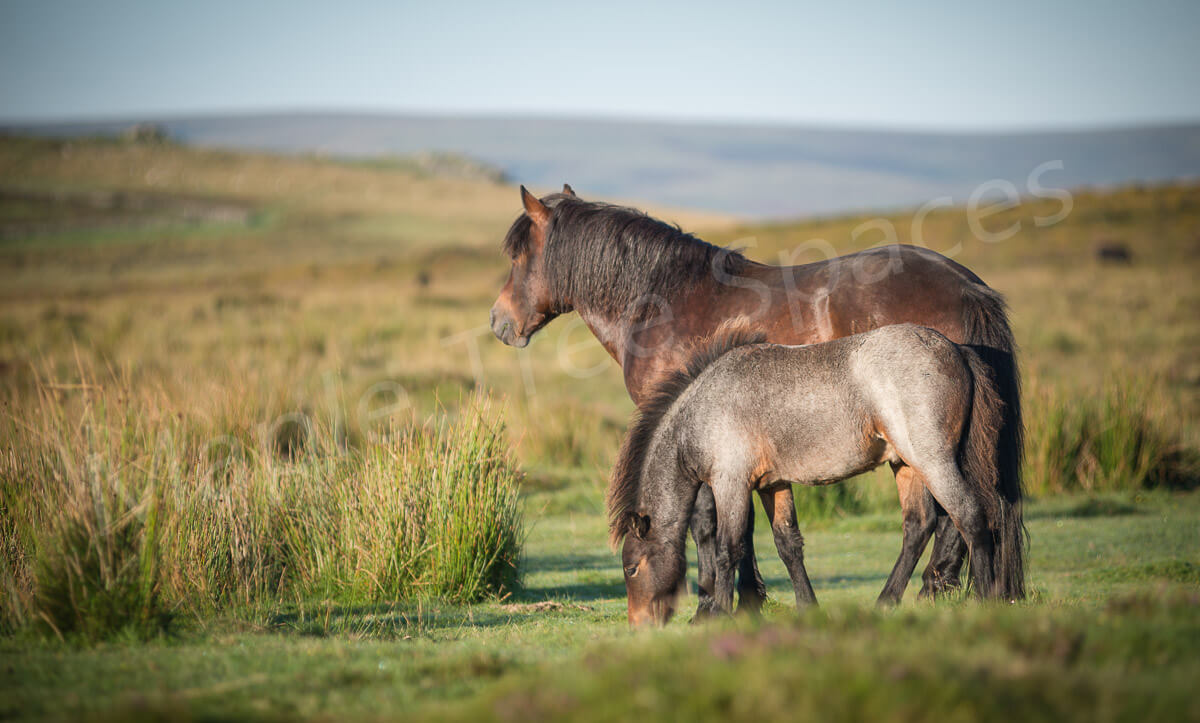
[1,490,1197,722]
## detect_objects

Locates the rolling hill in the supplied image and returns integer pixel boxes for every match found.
[7,112,1200,217]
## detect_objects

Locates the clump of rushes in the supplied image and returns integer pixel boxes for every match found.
[0,367,523,641]
[0,378,176,640]
[1023,377,1196,496]
[282,404,524,605]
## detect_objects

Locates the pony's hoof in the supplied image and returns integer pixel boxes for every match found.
[919,577,962,599]
[736,589,767,617]
[692,600,719,622]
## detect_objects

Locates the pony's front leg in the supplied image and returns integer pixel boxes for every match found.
[712,483,750,616]
[690,485,720,620]
[758,485,817,607]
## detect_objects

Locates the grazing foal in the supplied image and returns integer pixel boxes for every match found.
[609,325,1025,626]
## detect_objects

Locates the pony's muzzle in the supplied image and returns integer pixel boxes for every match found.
[489,306,529,348]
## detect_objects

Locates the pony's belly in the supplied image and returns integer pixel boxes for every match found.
[786,459,887,487]
[775,434,894,487]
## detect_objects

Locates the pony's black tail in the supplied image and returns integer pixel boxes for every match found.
[960,304,1026,600]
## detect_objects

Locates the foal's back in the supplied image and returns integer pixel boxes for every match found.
[673,324,972,488]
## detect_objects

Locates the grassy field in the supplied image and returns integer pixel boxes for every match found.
[2,492,1198,721]
[1,134,1198,722]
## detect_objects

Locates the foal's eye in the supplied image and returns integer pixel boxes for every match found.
[624,565,639,578]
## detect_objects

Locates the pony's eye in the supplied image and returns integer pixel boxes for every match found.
[624,565,639,578]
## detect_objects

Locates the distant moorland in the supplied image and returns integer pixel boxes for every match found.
[7,111,1200,217]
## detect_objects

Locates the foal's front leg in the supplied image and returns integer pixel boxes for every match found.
[689,485,720,619]
[693,488,767,618]
[758,486,817,607]
[712,484,751,615]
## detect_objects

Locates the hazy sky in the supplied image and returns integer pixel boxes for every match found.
[2,0,1198,130]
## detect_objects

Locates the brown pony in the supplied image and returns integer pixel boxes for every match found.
[490,185,1024,610]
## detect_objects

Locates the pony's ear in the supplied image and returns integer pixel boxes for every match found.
[562,183,576,197]
[520,185,550,227]
[633,513,651,540]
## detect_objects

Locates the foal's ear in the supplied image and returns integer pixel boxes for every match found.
[520,185,551,227]
[633,513,651,540]
[562,183,576,197]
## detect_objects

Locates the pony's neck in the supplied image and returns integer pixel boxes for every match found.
[544,202,742,363]
[572,304,645,363]
[567,265,724,368]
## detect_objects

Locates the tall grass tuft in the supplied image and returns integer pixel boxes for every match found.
[277,407,524,604]
[0,367,523,640]
[1023,378,1196,496]
[0,378,175,640]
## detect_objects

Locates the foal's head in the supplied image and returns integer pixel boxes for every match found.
[620,511,686,627]
[489,185,576,348]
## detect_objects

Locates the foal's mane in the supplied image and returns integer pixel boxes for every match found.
[607,323,767,548]
[504,197,748,317]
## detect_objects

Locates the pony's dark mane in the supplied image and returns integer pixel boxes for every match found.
[607,324,767,548]
[504,197,748,318]
[502,193,574,258]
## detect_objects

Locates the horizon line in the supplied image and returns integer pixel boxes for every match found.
[4,105,1200,138]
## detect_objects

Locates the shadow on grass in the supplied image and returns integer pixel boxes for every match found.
[265,601,523,638]
[521,580,626,603]
[1089,559,1200,584]
[1025,496,1142,520]
[521,551,625,602]
[263,551,625,637]
[523,551,615,574]
[775,572,892,590]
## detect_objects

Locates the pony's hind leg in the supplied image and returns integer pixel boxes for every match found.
[690,485,720,619]
[758,486,817,608]
[920,511,967,598]
[917,463,998,599]
[878,464,937,605]
[735,498,768,615]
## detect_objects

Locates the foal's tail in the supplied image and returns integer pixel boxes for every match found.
[961,346,1026,600]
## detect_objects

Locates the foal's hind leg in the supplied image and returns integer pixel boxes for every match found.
[918,464,998,599]
[690,485,720,619]
[878,464,937,605]
[920,511,967,598]
[758,486,817,608]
